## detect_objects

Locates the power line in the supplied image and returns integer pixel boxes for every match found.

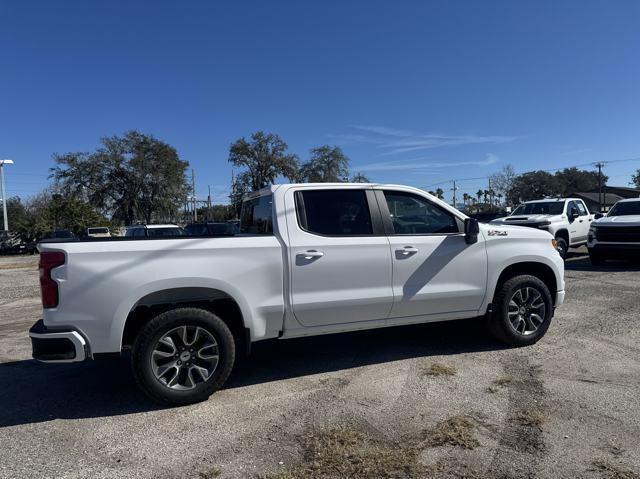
[421,156,640,190]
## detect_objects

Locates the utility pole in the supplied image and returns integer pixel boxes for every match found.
[191,169,197,222]
[595,162,605,212]
[208,185,212,220]
[0,159,15,232]
[451,180,457,207]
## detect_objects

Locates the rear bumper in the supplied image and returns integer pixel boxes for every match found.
[29,319,88,363]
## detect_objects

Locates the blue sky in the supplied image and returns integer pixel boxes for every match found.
[1,0,639,203]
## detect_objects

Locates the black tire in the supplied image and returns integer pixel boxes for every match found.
[132,307,235,406]
[588,249,605,266]
[488,274,553,346]
[555,236,568,260]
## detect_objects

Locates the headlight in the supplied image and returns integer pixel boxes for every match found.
[588,227,596,242]
[537,220,551,229]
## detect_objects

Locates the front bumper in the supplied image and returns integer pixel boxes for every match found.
[588,241,640,257]
[29,319,88,363]
[555,290,565,307]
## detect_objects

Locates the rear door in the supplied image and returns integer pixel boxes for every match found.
[377,189,488,319]
[286,187,394,327]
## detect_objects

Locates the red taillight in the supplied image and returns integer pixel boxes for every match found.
[39,252,65,308]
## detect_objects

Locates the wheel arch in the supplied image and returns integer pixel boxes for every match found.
[492,261,558,307]
[121,286,250,355]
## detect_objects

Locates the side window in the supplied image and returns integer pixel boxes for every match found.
[568,201,580,217]
[134,228,146,237]
[240,194,274,234]
[125,228,134,237]
[383,191,459,234]
[296,189,373,236]
[576,201,588,216]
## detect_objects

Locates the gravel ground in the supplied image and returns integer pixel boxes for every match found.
[0,250,639,479]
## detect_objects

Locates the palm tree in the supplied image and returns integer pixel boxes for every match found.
[476,189,483,204]
[435,188,444,200]
[463,193,470,206]
[483,190,489,204]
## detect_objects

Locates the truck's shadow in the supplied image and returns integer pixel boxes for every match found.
[564,252,640,272]
[0,318,505,428]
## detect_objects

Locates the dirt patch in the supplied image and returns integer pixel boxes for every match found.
[260,425,422,479]
[590,459,640,479]
[422,415,479,450]
[420,362,457,377]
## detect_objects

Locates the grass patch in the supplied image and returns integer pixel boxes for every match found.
[511,408,546,428]
[261,425,422,479]
[590,459,640,479]
[199,467,222,479]
[422,415,479,450]
[420,362,457,377]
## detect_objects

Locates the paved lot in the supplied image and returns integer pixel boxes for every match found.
[1,250,639,479]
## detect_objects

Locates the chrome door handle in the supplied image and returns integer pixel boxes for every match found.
[396,246,419,255]
[297,250,324,260]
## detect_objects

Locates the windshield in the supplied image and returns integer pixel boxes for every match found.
[512,202,565,216]
[607,201,640,217]
[147,227,186,237]
[88,227,109,234]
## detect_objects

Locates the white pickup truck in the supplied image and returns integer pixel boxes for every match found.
[31,183,565,405]
[490,198,597,258]
[587,197,640,264]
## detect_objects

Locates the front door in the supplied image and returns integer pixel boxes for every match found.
[378,189,488,319]
[570,200,591,244]
[286,187,394,327]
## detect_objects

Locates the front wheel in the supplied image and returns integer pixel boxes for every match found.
[488,275,553,346]
[555,236,568,260]
[132,307,236,406]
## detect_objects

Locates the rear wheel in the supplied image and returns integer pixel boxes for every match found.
[132,307,235,405]
[488,275,553,346]
[588,249,606,265]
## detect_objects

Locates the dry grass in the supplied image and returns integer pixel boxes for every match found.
[0,262,36,270]
[198,467,222,479]
[511,408,547,428]
[493,375,512,387]
[261,425,422,479]
[590,459,640,479]
[487,375,513,393]
[422,415,479,450]
[420,362,457,378]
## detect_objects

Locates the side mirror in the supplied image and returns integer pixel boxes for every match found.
[594,212,603,219]
[464,218,480,244]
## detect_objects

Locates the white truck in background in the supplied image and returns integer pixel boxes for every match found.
[491,198,597,258]
[31,183,565,405]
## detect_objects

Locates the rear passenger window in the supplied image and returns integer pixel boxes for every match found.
[241,194,274,234]
[296,190,373,236]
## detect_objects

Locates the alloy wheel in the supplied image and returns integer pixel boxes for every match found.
[507,287,546,335]
[150,325,219,390]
